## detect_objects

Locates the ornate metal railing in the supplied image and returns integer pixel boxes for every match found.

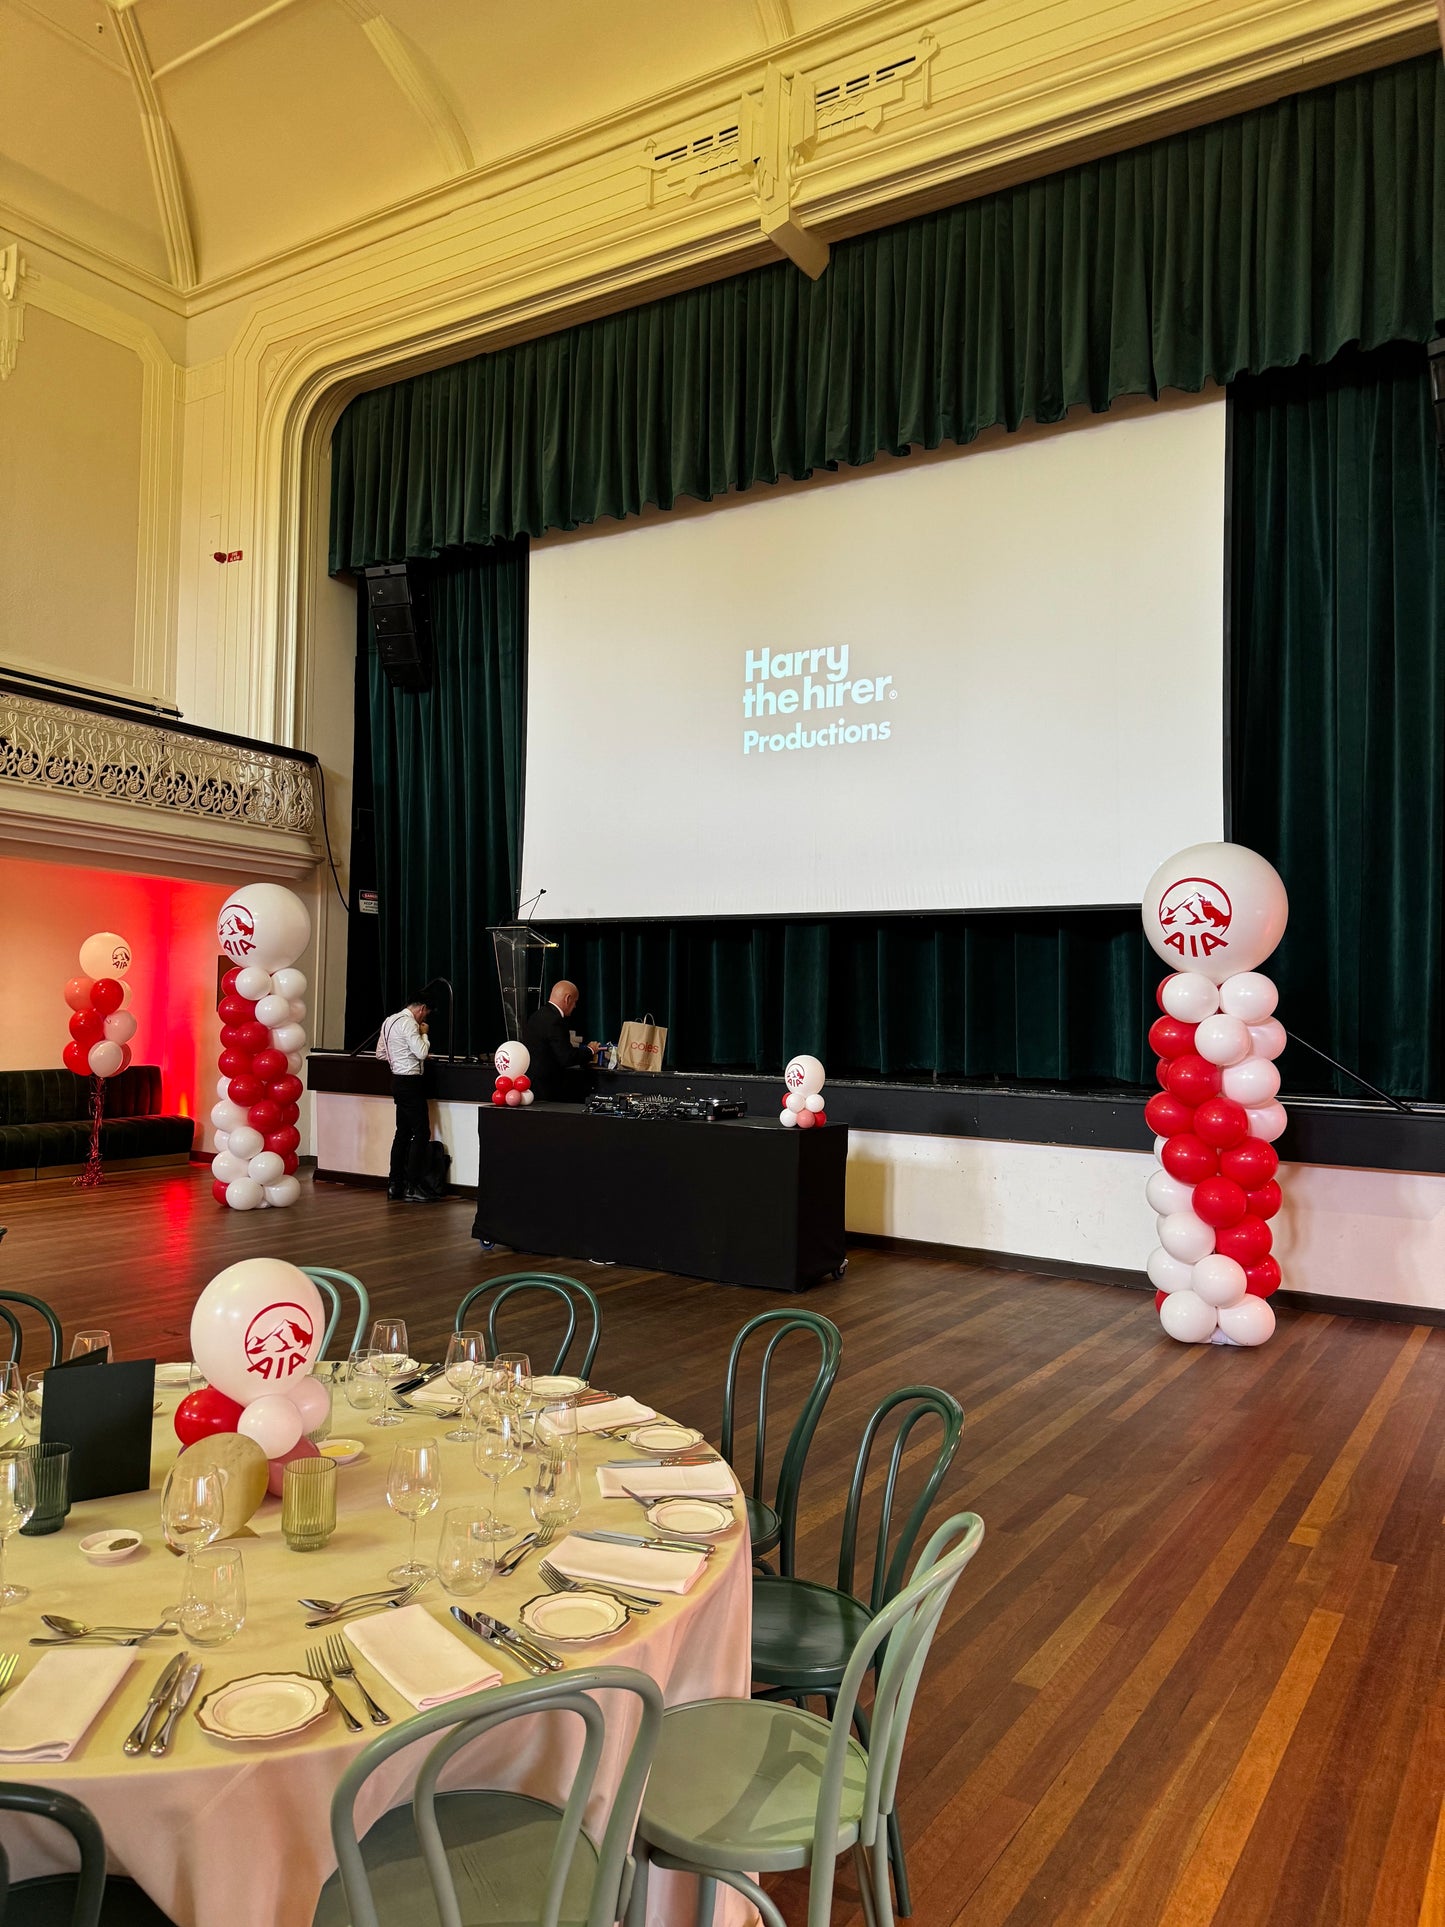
[0,682,320,842]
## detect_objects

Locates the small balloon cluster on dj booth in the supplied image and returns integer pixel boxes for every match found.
[209,882,312,1212]
[491,1041,535,1108]
[778,1054,827,1128]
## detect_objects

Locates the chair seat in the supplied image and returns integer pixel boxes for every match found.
[637,1698,867,1874]
[750,1575,872,1688]
[746,1494,780,1557]
[3,1875,172,1924]
[311,1789,600,1927]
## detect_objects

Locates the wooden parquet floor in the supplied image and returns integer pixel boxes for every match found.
[0,1167,1441,1926]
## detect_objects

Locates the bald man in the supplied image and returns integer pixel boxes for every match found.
[522,981,600,1101]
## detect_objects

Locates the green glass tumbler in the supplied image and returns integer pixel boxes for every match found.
[20,1442,71,1536]
[282,1456,337,1551]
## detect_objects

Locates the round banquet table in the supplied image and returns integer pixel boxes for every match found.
[0,1377,754,1927]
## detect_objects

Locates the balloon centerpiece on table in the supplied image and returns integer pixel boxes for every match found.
[209,883,311,1210]
[1142,842,1288,1348]
[779,1054,827,1129]
[60,931,140,1189]
[491,1041,534,1109]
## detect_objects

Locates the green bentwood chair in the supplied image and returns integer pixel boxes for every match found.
[301,1267,372,1360]
[0,1781,171,1925]
[313,1666,661,1927]
[626,1512,984,1927]
[0,1291,64,1370]
[454,1274,602,1379]
[720,1309,841,1575]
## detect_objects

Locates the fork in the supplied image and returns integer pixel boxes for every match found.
[501,1520,558,1574]
[538,1559,655,1614]
[304,1577,426,1628]
[325,1633,389,1726]
[0,1653,17,1696]
[305,1645,361,1733]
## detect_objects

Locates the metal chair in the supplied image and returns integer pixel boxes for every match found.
[0,1292,63,1369]
[313,1666,661,1927]
[720,1309,841,1575]
[626,1513,984,1927]
[301,1267,371,1359]
[453,1274,601,1378]
[0,1781,171,1924]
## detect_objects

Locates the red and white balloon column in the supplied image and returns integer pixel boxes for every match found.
[1142,843,1289,1347]
[208,884,312,1212]
[491,1041,534,1108]
[61,931,139,1188]
[779,1054,827,1128]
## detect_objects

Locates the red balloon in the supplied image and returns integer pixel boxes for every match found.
[274,1102,300,1128]
[69,1009,103,1045]
[266,1434,320,1498]
[248,1100,281,1132]
[1155,978,1171,1011]
[496,1076,514,1093]
[1148,1015,1197,1060]
[813,1111,827,1127]
[1194,1096,1250,1150]
[1165,1053,1221,1106]
[1154,1289,1168,1310]
[237,1021,270,1052]
[513,1074,530,1093]
[219,1025,246,1050]
[1191,1176,1249,1229]
[491,1089,506,1106]
[217,995,255,1024]
[89,977,124,1016]
[252,1049,287,1079]
[217,1048,253,1078]
[268,1074,304,1104]
[1161,1133,1218,1184]
[62,1040,89,1075]
[173,1386,244,1447]
[1216,1215,1273,1266]
[1245,1255,1282,1297]
[210,1180,231,1206]
[1246,1179,1282,1220]
[228,1075,262,1107]
[221,967,241,996]
[281,1152,299,1175]
[1154,1058,1172,1090]
[264,1126,300,1156]
[1144,1092,1194,1139]
[63,975,94,1013]
[1219,1139,1278,1188]
[117,1044,132,1072]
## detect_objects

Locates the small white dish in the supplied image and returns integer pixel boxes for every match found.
[196,1673,328,1742]
[644,1498,735,1537]
[519,1590,627,1643]
[626,1421,703,1453]
[318,1438,365,1466]
[155,1363,194,1388]
[79,1528,143,1565]
[531,1375,588,1399]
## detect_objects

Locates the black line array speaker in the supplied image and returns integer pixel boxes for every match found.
[363,563,431,691]
[1430,338,1445,454]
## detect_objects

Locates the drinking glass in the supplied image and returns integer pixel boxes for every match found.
[161,1461,226,1602]
[529,1447,582,1533]
[19,1373,43,1444]
[386,1438,441,1583]
[0,1451,36,1607]
[70,1330,111,1359]
[368,1320,410,1428]
[473,1396,527,1530]
[0,1362,19,1438]
[282,1457,337,1551]
[20,1442,71,1535]
[436,1505,497,1597]
[179,1546,246,1645]
[443,1330,488,1444]
[492,1353,532,1416]
[303,1373,334,1444]
[343,1349,388,1426]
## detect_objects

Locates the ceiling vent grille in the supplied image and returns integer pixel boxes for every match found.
[644,117,745,205]
[800,32,937,150]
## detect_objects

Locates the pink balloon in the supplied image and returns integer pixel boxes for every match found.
[265,1433,320,1498]
[288,1374,331,1431]
[1246,1101,1288,1142]
[238,1392,304,1459]
[87,1040,123,1079]
[504,1089,522,1107]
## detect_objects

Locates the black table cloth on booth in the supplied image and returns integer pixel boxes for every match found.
[471,1106,847,1290]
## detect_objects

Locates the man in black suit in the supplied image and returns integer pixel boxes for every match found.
[523,981,599,1101]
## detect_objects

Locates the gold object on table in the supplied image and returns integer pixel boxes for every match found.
[173,1435,268,1537]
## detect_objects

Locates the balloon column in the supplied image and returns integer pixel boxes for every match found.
[209,884,312,1211]
[1142,843,1289,1348]
[175,1260,329,1488]
[61,931,139,1188]
[779,1054,827,1128]
[491,1041,534,1108]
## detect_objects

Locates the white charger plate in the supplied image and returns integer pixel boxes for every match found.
[644,1498,735,1536]
[196,1673,328,1742]
[531,1374,588,1399]
[519,1590,627,1643]
[625,1420,703,1453]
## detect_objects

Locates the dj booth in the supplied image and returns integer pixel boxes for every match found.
[470,1103,848,1291]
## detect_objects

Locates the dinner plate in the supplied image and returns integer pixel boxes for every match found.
[531,1374,588,1399]
[644,1498,735,1536]
[625,1420,703,1453]
[196,1673,328,1742]
[519,1590,628,1643]
[318,1438,365,1465]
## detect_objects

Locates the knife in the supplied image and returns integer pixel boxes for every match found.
[148,1660,201,1757]
[600,1457,716,1469]
[493,1532,538,1577]
[392,1364,443,1398]
[123,1653,188,1756]
[485,1614,565,1673]
[575,1529,714,1557]
[450,1606,551,1677]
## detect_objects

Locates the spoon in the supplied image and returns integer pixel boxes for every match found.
[297,1585,409,1613]
[32,1616,177,1646]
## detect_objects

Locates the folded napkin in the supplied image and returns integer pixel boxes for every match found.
[0,1649,136,1762]
[550,1531,705,1596]
[596,1461,737,1501]
[575,1396,657,1434]
[407,1380,463,1412]
[344,1604,502,1710]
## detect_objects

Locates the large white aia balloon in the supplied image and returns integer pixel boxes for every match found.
[1141,843,1288,987]
[189,1259,325,1406]
[217,883,312,973]
[79,931,133,979]
[494,1041,531,1078]
[783,1055,826,1097]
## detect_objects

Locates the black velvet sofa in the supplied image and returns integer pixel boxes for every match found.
[0,1067,195,1179]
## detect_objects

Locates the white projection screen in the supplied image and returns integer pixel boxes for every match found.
[520,392,1227,921]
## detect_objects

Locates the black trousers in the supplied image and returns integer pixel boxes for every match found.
[389,1076,430,1192]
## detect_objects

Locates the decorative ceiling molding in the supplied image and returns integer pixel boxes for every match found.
[150,0,309,82]
[1,0,128,74]
[0,243,28,380]
[754,0,796,46]
[336,0,475,177]
[105,2,198,292]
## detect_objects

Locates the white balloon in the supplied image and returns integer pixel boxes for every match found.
[237,1393,304,1458]
[217,883,311,973]
[1217,1295,1276,1346]
[78,931,133,979]
[270,1023,307,1055]
[272,968,307,1001]
[255,993,291,1027]
[234,966,274,1002]
[1159,1210,1215,1264]
[210,1151,245,1184]
[1192,1253,1249,1308]
[288,1001,307,1024]
[225,1178,264,1212]
[211,1101,244,1132]
[246,1151,285,1185]
[1153,1135,1169,1160]
[804,1093,825,1113]
[1142,843,1288,984]
[213,1129,230,1155]
[87,1040,123,1078]
[779,1108,798,1128]
[228,1124,264,1159]
[1159,1290,1219,1344]
[783,1055,826,1098]
[216,1076,232,1102]
[286,1052,306,1075]
[494,1041,531,1077]
[103,1010,137,1045]
[288,1374,330,1429]
[519,1090,534,1106]
[1159,973,1220,1023]
[1147,1246,1194,1294]
[1246,1101,1288,1142]
[1222,1057,1281,1106]
[188,1258,326,1404]
[1193,1014,1252,1068]
[1219,971,1278,1023]
[263,1175,302,1207]
[785,1092,806,1114]
[1247,1018,1287,1061]
[1145,1169,1193,1217]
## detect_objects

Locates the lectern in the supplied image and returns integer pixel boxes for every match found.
[488,924,557,1039]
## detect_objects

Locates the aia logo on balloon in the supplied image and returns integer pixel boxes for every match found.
[219,905,258,962]
[107,943,131,974]
[243,1302,314,1381]
[785,1063,806,1091]
[1157,877,1233,963]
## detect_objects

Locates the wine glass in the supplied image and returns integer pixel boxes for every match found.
[529,1448,582,1534]
[19,1373,43,1444]
[70,1329,111,1359]
[368,1320,410,1428]
[473,1395,527,1531]
[161,1461,226,1605]
[443,1330,488,1444]
[0,1451,36,1607]
[0,1363,20,1439]
[343,1348,388,1427]
[492,1352,532,1435]
[386,1439,442,1584]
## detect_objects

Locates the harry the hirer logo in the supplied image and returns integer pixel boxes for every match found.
[219,904,257,962]
[1157,876,1232,962]
[244,1302,314,1381]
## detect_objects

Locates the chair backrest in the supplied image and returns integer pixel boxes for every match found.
[837,1385,965,1612]
[809,1514,984,1927]
[330,1665,661,1927]
[454,1274,601,1378]
[0,1291,64,1368]
[0,1781,108,1927]
[720,1309,841,1574]
[301,1268,372,1358]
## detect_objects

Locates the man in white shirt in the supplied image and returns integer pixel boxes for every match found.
[377,1000,433,1202]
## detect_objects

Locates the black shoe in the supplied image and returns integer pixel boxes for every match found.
[386,1186,407,1201]
[404,1187,444,1203]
